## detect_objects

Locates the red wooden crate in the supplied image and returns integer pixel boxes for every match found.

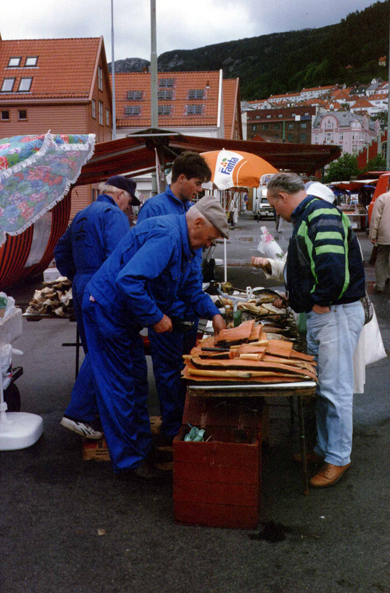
[173,396,262,530]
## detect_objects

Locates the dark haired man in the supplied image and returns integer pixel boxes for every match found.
[137,151,212,444]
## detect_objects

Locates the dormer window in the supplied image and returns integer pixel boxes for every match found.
[25,56,38,67]
[125,106,141,116]
[18,77,32,92]
[158,105,172,116]
[186,105,203,115]
[188,89,205,100]
[159,78,174,88]
[8,57,21,67]
[98,66,103,91]
[158,90,174,100]
[127,90,143,100]
[1,78,15,92]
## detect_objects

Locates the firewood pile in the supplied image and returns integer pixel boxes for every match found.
[183,320,317,384]
[25,277,73,317]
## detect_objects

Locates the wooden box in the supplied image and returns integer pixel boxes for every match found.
[173,396,262,529]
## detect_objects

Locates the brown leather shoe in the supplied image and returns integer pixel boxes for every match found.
[310,462,351,488]
[293,451,324,464]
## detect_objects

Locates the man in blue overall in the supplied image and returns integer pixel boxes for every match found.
[137,151,211,444]
[83,196,228,480]
[55,176,140,439]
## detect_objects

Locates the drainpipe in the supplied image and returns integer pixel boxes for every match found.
[150,0,158,194]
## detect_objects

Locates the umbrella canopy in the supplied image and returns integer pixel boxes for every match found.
[201,149,278,190]
[0,132,95,247]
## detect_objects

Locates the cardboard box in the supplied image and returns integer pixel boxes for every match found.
[43,267,61,283]
[173,396,262,529]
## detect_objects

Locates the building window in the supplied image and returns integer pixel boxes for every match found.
[340,134,343,141]
[255,115,260,119]
[18,110,27,120]
[124,106,141,116]
[1,78,15,92]
[1,110,10,121]
[263,124,268,130]
[158,90,174,100]
[18,77,32,92]
[8,57,21,67]
[288,123,294,130]
[25,56,38,67]
[278,114,283,118]
[99,101,103,125]
[314,134,319,142]
[301,134,307,141]
[267,114,271,119]
[98,66,103,91]
[92,99,96,119]
[301,123,307,129]
[106,108,110,126]
[252,125,256,131]
[188,89,205,99]
[159,78,175,88]
[186,104,203,115]
[158,105,172,116]
[288,134,293,142]
[127,90,143,100]
[274,124,280,130]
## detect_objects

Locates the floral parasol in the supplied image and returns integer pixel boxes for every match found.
[0,131,95,247]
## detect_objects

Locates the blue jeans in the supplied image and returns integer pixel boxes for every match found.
[306,301,364,466]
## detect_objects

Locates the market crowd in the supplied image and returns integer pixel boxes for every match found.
[56,153,372,489]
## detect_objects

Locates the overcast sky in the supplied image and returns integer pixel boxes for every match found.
[1,0,381,63]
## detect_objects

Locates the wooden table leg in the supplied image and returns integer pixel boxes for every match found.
[297,395,309,495]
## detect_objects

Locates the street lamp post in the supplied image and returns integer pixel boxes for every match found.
[111,0,116,140]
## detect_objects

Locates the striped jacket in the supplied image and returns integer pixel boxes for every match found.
[286,195,365,313]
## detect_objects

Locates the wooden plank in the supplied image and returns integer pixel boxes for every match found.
[173,438,260,466]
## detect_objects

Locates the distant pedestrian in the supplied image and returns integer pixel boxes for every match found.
[369,180,390,292]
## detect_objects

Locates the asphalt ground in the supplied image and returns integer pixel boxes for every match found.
[1,211,390,593]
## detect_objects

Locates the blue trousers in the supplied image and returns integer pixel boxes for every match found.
[148,324,198,436]
[306,301,364,466]
[64,275,97,422]
[83,295,150,473]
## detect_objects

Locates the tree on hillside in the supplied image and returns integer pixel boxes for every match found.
[325,153,359,183]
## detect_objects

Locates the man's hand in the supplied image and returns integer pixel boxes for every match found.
[212,314,226,336]
[370,238,377,245]
[251,256,272,274]
[312,304,330,314]
[152,314,172,333]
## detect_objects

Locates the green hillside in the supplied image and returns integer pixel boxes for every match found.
[156,1,389,100]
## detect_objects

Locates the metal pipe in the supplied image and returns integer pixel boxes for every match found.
[111,0,116,140]
[150,0,158,193]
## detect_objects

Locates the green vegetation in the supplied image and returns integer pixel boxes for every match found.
[325,154,360,183]
[157,1,390,100]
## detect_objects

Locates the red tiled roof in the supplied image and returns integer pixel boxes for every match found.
[0,37,102,100]
[352,98,374,108]
[301,85,335,92]
[113,71,221,128]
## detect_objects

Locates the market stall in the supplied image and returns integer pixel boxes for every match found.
[173,291,317,529]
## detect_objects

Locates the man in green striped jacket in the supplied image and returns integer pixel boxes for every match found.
[267,173,365,488]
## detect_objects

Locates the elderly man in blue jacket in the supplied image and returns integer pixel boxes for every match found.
[54,176,140,439]
[83,195,228,480]
[137,151,211,445]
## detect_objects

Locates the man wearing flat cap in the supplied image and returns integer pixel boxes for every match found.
[137,151,214,446]
[82,196,228,480]
[55,175,140,440]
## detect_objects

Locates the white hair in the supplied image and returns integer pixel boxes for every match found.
[186,204,213,227]
[98,182,121,195]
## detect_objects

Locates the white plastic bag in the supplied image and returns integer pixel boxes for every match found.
[353,309,387,393]
[257,226,284,260]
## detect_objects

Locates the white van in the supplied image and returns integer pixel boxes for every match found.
[253,173,276,220]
